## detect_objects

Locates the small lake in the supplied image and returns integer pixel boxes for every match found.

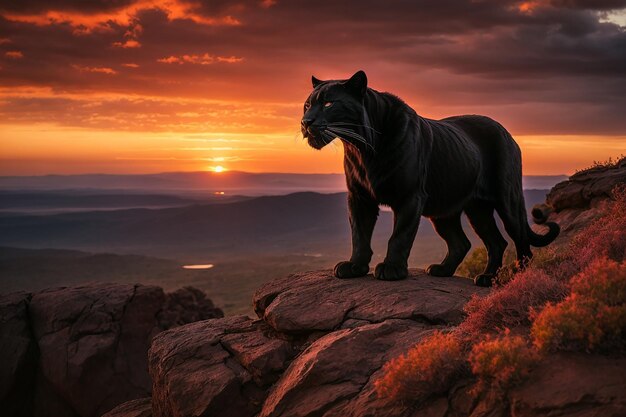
[182,264,214,270]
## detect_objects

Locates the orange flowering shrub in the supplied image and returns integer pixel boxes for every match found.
[469,331,538,390]
[532,258,626,351]
[376,185,626,403]
[460,267,566,337]
[569,185,626,267]
[375,331,465,402]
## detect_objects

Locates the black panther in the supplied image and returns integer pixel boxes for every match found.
[301,70,559,286]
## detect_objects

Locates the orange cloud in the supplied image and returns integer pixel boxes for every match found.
[217,56,244,63]
[157,53,244,65]
[122,63,139,68]
[2,0,242,31]
[5,51,24,59]
[72,64,117,75]
[112,39,141,48]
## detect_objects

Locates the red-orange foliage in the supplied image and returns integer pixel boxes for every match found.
[568,185,626,269]
[459,268,566,337]
[375,185,626,402]
[375,331,464,401]
[532,258,626,351]
[469,331,538,390]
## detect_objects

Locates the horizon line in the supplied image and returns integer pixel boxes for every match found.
[0,170,569,178]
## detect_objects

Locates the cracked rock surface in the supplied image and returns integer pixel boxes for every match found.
[253,270,487,333]
[0,284,223,417]
[538,157,626,244]
[145,269,626,417]
[148,270,486,417]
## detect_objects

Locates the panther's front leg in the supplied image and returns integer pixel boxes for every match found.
[375,195,424,281]
[334,192,379,278]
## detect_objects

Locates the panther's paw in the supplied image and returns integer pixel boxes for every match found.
[334,261,369,279]
[473,273,494,287]
[426,263,455,277]
[374,262,408,281]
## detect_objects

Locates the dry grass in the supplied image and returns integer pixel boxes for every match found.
[375,331,465,402]
[376,185,626,404]
[532,258,626,352]
[574,155,625,175]
[469,330,538,391]
[459,267,566,337]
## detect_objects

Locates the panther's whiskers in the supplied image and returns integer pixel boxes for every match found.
[328,122,381,135]
[326,127,376,152]
[320,130,335,146]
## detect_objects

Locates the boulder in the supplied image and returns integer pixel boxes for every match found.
[0,283,223,417]
[508,354,626,417]
[148,316,294,417]
[102,398,152,417]
[260,320,436,417]
[0,292,37,417]
[147,270,486,417]
[157,286,223,329]
[29,284,165,417]
[254,269,487,333]
[539,157,626,243]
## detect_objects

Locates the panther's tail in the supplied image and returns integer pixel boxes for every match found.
[527,204,560,247]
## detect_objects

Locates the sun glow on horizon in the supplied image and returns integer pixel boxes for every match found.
[212,165,226,173]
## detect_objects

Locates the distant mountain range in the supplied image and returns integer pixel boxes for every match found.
[0,189,553,313]
[0,190,551,260]
[0,171,567,195]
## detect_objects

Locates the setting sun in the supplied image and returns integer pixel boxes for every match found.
[212,165,226,173]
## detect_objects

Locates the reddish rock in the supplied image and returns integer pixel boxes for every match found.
[148,315,294,417]
[260,320,436,417]
[28,284,164,417]
[508,354,626,417]
[157,286,223,328]
[0,292,37,417]
[140,266,625,417]
[547,158,626,211]
[539,157,626,244]
[0,283,223,417]
[254,269,488,333]
[102,398,152,417]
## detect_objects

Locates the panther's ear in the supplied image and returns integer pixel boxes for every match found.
[343,70,367,97]
[312,75,323,88]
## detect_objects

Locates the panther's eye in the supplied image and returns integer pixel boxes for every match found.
[304,102,311,110]
[324,101,333,108]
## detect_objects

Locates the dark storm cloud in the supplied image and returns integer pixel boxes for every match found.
[0,0,136,14]
[0,0,625,135]
[547,0,626,10]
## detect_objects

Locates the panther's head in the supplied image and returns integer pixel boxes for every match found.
[301,70,369,150]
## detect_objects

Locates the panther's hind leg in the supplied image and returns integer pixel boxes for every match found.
[426,213,471,277]
[496,201,533,267]
[465,201,508,287]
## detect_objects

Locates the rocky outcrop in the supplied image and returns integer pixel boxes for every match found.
[101,398,152,417]
[149,315,293,417]
[0,284,222,417]
[0,292,37,417]
[147,270,486,417]
[424,353,626,417]
[142,268,626,417]
[533,157,626,243]
[507,354,626,417]
[253,270,483,332]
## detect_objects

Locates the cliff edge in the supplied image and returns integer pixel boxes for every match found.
[0,284,223,417]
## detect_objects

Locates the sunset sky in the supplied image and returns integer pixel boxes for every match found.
[1,0,625,175]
